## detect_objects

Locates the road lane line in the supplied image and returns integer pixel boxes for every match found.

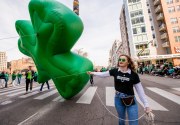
[17,112,38,125]
[19,91,39,98]
[1,100,12,105]
[53,96,65,102]
[76,86,97,104]
[34,89,57,100]
[172,88,180,91]
[147,87,180,105]
[106,87,115,106]
[134,91,168,111]
[8,85,54,97]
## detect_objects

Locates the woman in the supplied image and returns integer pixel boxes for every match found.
[87,54,151,125]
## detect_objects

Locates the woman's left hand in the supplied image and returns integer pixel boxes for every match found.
[144,107,152,113]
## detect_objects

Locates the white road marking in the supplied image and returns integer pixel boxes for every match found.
[76,86,97,104]
[17,112,38,125]
[1,100,12,105]
[106,87,115,106]
[172,88,180,92]
[134,91,168,111]
[34,89,57,100]
[147,87,180,105]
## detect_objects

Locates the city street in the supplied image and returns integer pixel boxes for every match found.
[0,75,179,125]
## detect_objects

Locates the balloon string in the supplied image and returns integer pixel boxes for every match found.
[95,90,146,121]
[53,72,87,79]
[0,34,37,41]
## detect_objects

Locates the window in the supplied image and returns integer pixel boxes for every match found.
[170,17,178,24]
[166,0,173,4]
[151,26,154,30]
[141,27,146,32]
[131,17,144,25]
[177,5,180,11]
[128,0,141,4]
[133,28,137,34]
[168,7,175,13]
[129,3,142,11]
[175,36,180,42]
[149,16,152,21]
[152,34,156,38]
[130,10,143,18]
[132,25,146,34]
[148,9,151,13]
[173,26,180,33]
[175,0,179,2]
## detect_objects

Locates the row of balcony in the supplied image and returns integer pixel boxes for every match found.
[159,23,166,31]
[154,0,160,6]
[157,13,164,20]
[162,42,170,48]
[160,32,168,39]
[155,5,162,13]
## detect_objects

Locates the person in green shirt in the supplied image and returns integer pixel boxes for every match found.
[11,71,17,87]
[25,66,34,94]
[17,71,22,85]
[4,72,9,88]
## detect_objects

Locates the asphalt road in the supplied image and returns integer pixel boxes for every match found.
[0,75,179,125]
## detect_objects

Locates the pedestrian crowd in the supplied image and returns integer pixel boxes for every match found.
[137,62,180,79]
[0,66,50,94]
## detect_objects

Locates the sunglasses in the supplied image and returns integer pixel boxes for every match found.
[118,58,126,62]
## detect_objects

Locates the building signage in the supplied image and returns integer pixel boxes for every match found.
[174,47,180,53]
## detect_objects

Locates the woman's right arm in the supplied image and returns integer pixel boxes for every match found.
[87,71,110,78]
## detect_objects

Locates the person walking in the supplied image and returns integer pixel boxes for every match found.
[87,54,151,125]
[17,71,22,85]
[11,71,17,87]
[39,80,50,92]
[4,72,9,88]
[25,66,34,94]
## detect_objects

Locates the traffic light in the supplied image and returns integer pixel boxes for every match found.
[73,0,79,15]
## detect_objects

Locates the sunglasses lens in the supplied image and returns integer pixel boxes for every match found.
[119,58,126,62]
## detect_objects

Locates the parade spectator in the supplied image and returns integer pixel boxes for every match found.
[4,72,9,88]
[11,71,17,86]
[17,71,22,85]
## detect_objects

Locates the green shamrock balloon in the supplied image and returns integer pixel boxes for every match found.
[15,0,93,99]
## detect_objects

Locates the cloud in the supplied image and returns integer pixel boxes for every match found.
[0,0,122,66]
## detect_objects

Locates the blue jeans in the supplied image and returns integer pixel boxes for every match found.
[115,93,138,125]
[40,81,50,91]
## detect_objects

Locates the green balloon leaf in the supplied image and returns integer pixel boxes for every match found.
[15,0,93,99]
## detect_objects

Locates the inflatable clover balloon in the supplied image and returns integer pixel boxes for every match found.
[15,0,93,99]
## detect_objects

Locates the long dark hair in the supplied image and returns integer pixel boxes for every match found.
[117,54,136,71]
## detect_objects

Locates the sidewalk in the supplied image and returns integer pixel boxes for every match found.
[139,74,180,87]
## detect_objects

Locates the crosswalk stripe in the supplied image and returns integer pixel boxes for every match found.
[53,96,65,102]
[19,91,39,98]
[134,91,168,111]
[172,88,180,91]
[106,87,115,106]
[0,86,25,93]
[7,85,54,97]
[0,88,26,96]
[147,87,180,105]
[34,89,57,100]
[76,86,97,104]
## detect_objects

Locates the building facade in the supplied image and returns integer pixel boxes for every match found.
[108,40,122,67]
[148,0,180,65]
[0,52,7,71]
[122,0,180,66]
[120,5,131,56]
[123,0,157,59]
[10,57,36,73]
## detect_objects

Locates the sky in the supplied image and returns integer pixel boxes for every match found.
[0,0,123,66]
